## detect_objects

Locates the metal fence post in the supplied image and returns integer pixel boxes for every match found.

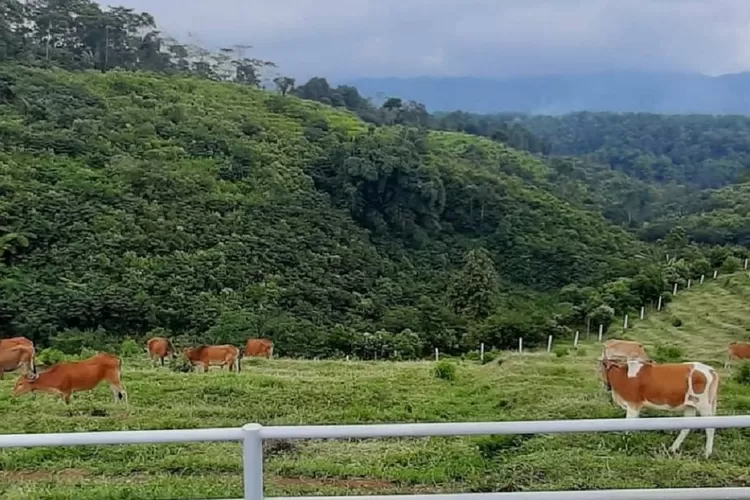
[243,423,264,500]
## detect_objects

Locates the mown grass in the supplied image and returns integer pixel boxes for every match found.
[3,274,750,499]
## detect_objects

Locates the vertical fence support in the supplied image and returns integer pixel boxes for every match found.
[687,279,691,289]
[701,274,705,284]
[598,324,603,342]
[673,283,678,295]
[745,258,748,270]
[640,306,645,320]
[518,338,523,354]
[435,348,439,362]
[714,270,718,279]
[574,331,579,348]
[242,423,264,500]
[480,343,485,362]
[658,295,663,311]
[547,335,553,353]
[623,314,629,330]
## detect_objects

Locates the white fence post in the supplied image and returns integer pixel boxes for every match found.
[480,343,485,362]
[745,258,748,270]
[673,283,678,295]
[518,337,523,354]
[242,423,263,500]
[547,335,553,353]
[623,314,629,330]
[640,306,645,320]
[435,348,439,362]
[658,295,663,311]
[687,279,691,289]
[701,274,705,284]
[714,270,718,279]
[598,324,603,342]
[574,331,579,348]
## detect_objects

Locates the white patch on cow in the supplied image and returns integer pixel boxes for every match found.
[626,360,643,378]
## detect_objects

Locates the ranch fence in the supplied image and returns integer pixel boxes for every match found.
[2,416,750,499]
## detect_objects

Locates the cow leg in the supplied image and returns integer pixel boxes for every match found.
[62,393,71,405]
[204,363,209,373]
[696,404,716,458]
[669,407,696,454]
[623,406,640,434]
[160,356,165,367]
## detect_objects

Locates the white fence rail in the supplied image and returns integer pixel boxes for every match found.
[2,416,750,500]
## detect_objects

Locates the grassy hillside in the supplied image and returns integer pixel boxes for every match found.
[2,273,750,499]
[0,65,661,357]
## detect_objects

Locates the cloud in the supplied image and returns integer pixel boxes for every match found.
[116,0,750,80]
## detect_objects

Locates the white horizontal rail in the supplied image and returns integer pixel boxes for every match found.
[259,415,750,440]
[3,416,750,500]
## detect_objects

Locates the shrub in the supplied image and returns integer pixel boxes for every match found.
[433,360,456,381]
[50,328,117,354]
[653,344,685,363]
[671,316,683,328]
[734,362,750,386]
[721,256,742,274]
[36,348,72,366]
[119,338,142,358]
[554,346,568,358]
[169,355,194,373]
[576,347,588,357]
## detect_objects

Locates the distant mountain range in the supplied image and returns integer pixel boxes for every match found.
[344,71,750,115]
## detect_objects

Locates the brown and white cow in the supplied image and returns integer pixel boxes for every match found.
[725,341,750,369]
[598,358,720,458]
[0,344,36,379]
[244,338,274,359]
[12,352,127,405]
[602,339,650,362]
[183,345,241,373]
[147,337,175,366]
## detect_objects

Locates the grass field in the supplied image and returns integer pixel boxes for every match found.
[2,274,750,499]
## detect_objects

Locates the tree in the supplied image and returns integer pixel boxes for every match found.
[447,248,498,320]
[273,76,295,96]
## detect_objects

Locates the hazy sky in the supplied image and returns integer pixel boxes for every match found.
[116,0,750,81]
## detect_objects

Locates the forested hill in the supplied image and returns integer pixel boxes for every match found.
[0,64,707,358]
[510,112,750,190]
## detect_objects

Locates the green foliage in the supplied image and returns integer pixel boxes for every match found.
[554,346,568,358]
[671,316,683,328]
[119,338,142,358]
[433,360,457,381]
[168,355,194,373]
[653,344,685,363]
[721,256,742,274]
[36,348,73,366]
[734,362,750,386]
[448,248,498,320]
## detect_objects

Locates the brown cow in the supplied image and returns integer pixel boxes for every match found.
[12,352,127,405]
[0,344,36,379]
[0,336,34,351]
[147,337,175,366]
[244,338,274,359]
[183,345,241,373]
[598,358,720,457]
[725,341,750,369]
[602,339,650,362]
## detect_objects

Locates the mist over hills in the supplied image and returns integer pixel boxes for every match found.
[346,72,750,115]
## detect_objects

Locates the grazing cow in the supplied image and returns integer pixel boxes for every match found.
[244,338,274,359]
[0,344,36,379]
[602,339,650,362]
[0,336,34,351]
[598,358,720,457]
[12,352,127,405]
[725,341,750,369]
[147,337,175,366]
[183,345,241,373]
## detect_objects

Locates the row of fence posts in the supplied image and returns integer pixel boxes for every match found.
[429,260,750,361]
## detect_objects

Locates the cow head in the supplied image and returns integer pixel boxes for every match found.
[12,372,38,396]
[597,358,619,392]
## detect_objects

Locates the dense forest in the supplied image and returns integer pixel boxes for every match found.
[0,0,747,359]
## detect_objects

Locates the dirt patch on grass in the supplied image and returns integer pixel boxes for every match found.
[0,468,90,482]
[272,477,396,489]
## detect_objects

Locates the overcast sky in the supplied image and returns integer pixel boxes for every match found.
[115,0,750,81]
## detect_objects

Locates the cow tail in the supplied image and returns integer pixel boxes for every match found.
[709,369,720,414]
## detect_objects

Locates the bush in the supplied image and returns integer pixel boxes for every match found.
[119,338,142,358]
[433,360,456,381]
[576,347,588,357]
[734,362,750,386]
[653,344,685,363]
[721,256,742,274]
[36,348,73,366]
[169,355,194,373]
[49,329,117,354]
[671,316,683,328]
[554,346,568,358]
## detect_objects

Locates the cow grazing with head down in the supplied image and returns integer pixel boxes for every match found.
[244,338,274,359]
[183,345,241,373]
[12,352,127,405]
[602,339,650,362]
[599,358,720,457]
[147,336,175,366]
[0,344,36,379]
[725,341,750,369]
